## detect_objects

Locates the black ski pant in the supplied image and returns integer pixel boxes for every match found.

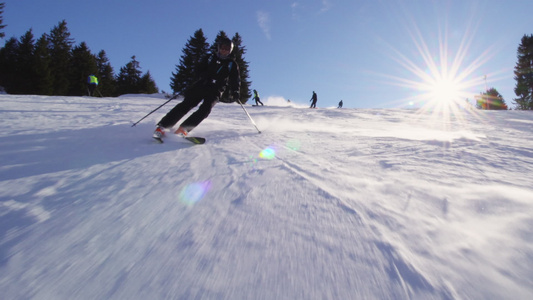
[158,87,218,132]
[88,84,97,96]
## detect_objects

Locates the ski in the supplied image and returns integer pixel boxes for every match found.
[184,136,206,144]
[153,136,205,145]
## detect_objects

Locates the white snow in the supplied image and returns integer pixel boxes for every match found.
[0,94,532,299]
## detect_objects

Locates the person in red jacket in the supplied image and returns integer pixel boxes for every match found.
[153,37,240,141]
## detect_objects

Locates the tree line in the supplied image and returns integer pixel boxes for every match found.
[0,19,157,97]
[0,2,252,102]
[0,4,252,101]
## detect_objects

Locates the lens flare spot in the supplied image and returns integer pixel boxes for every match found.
[286,139,301,151]
[248,155,258,165]
[179,181,211,206]
[259,147,276,159]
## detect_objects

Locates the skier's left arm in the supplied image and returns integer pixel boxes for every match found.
[229,61,241,101]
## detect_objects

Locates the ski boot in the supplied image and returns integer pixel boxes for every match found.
[174,126,188,137]
[153,126,166,143]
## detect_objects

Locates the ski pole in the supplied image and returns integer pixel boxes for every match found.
[238,100,261,134]
[131,94,179,127]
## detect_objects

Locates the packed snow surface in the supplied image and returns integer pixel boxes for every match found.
[0,94,532,299]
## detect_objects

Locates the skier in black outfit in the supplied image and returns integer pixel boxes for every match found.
[253,89,263,106]
[310,91,317,108]
[153,37,240,140]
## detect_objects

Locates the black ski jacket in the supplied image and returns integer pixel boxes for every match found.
[192,54,240,101]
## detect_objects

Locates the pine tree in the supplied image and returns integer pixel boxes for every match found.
[0,2,6,39]
[0,37,18,93]
[170,28,209,95]
[116,56,156,95]
[49,20,74,95]
[14,29,37,94]
[33,33,53,95]
[116,56,142,95]
[231,32,252,104]
[513,34,533,110]
[477,88,507,110]
[139,71,159,94]
[69,42,98,96]
[0,29,39,94]
[96,50,116,97]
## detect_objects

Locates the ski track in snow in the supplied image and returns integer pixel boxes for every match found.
[0,94,532,299]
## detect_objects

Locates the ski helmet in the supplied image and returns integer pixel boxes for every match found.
[217,37,234,58]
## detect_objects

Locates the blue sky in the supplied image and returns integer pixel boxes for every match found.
[2,0,533,108]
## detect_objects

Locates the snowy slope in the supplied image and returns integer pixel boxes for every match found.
[0,94,532,300]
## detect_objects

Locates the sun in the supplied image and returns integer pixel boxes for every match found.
[385,33,481,111]
[378,42,483,114]
[410,58,479,125]
[374,8,496,119]
[426,77,462,103]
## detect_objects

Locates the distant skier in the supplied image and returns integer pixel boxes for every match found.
[309,91,317,108]
[87,75,98,96]
[153,37,240,141]
[253,89,263,106]
[338,100,343,108]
